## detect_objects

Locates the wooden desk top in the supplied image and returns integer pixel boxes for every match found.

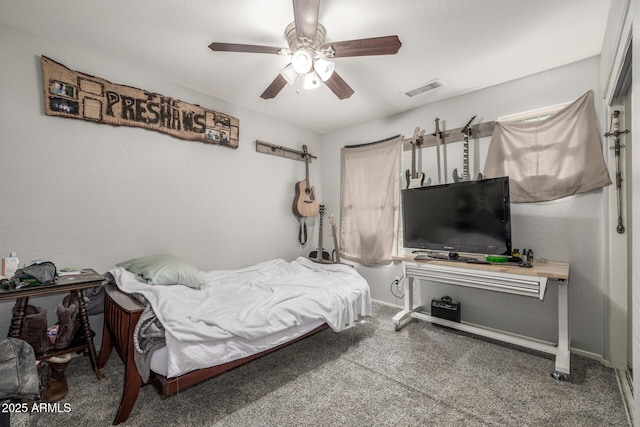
[0,270,105,302]
[392,253,570,281]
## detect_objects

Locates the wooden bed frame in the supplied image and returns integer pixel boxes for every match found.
[97,282,329,425]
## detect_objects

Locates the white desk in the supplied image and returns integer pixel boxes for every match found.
[392,254,570,379]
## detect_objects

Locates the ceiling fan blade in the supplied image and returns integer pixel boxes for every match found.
[260,74,288,99]
[293,0,320,45]
[324,71,354,100]
[323,35,402,58]
[209,42,284,55]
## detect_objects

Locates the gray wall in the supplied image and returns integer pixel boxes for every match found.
[0,22,611,360]
[320,56,608,357]
[0,24,321,343]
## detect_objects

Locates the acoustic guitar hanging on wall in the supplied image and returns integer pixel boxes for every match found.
[293,145,320,217]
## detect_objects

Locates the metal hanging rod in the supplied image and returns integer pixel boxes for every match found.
[255,140,316,162]
[604,110,629,234]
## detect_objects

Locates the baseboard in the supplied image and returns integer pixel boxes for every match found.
[570,347,607,364]
[615,368,634,426]
[371,298,402,309]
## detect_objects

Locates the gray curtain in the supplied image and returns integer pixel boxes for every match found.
[340,135,402,265]
[484,90,611,203]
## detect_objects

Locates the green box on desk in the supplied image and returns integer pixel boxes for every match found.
[431,296,460,322]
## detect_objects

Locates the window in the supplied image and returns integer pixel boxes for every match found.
[497,101,571,123]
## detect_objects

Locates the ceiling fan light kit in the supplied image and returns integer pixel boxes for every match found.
[281,64,298,86]
[208,0,402,100]
[313,57,335,81]
[280,65,321,92]
[302,71,321,90]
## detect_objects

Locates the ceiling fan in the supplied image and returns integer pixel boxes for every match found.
[208,0,402,100]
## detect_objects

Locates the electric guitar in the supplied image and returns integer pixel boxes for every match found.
[453,115,483,182]
[328,213,341,263]
[292,145,320,217]
[405,127,430,189]
[309,205,331,261]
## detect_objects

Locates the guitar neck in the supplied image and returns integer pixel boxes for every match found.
[411,142,417,179]
[463,137,470,181]
[331,222,340,263]
[302,144,311,188]
[410,128,420,179]
[461,117,475,182]
[317,216,323,249]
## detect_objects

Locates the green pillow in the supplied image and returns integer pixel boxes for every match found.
[116,255,204,289]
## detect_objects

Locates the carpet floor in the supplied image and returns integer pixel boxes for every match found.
[24,303,629,426]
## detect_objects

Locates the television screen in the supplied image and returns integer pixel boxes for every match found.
[401,177,512,255]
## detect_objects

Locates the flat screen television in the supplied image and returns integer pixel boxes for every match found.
[401,176,512,255]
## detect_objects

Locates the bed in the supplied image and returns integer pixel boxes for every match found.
[97,256,371,425]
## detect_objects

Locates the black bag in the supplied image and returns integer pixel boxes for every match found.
[10,261,57,289]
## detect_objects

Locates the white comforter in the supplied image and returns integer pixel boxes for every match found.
[111,257,371,376]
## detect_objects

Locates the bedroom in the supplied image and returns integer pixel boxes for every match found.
[0,0,637,425]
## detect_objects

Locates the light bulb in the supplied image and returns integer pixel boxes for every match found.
[291,49,313,74]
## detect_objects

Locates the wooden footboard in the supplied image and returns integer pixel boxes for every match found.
[99,281,329,425]
[98,282,145,425]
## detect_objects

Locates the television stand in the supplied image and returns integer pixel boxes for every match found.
[392,254,570,380]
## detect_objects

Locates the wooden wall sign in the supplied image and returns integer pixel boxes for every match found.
[41,56,239,149]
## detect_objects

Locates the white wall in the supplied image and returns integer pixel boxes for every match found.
[320,56,608,357]
[0,24,321,340]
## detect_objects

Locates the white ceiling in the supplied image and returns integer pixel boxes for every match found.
[1,0,612,134]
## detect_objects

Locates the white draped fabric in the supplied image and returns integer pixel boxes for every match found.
[340,135,402,265]
[484,91,611,203]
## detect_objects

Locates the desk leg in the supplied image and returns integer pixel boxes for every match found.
[552,279,570,379]
[74,290,104,380]
[8,297,28,338]
[392,275,416,331]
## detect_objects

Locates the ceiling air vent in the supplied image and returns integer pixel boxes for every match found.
[403,79,445,98]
